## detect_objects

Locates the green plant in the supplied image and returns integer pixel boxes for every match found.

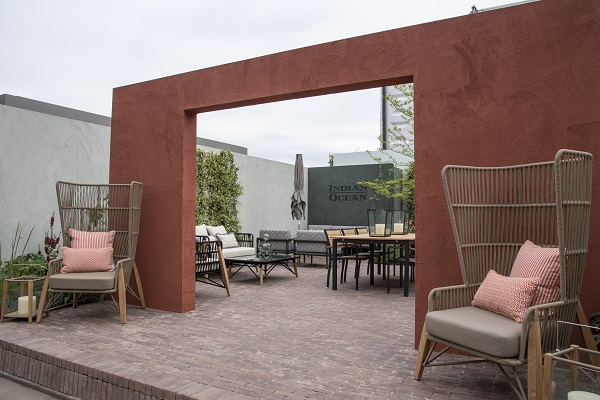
[86,193,109,229]
[328,152,334,167]
[590,312,600,345]
[44,212,61,262]
[0,224,49,314]
[358,83,415,226]
[195,149,243,232]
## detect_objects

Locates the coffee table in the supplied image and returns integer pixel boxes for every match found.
[224,254,299,286]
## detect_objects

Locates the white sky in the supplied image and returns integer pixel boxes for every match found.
[2,0,507,166]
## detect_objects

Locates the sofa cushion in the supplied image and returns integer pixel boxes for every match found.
[426,306,522,358]
[195,225,208,236]
[259,229,291,240]
[207,225,227,236]
[61,247,115,273]
[259,230,292,252]
[472,270,539,323]
[296,230,326,242]
[216,233,239,249]
[49,271,116,291]
[69,229,115,249]
[222,247,256,258]
[510,240,560,305]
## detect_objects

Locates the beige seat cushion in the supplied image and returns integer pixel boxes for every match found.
[49,271,116,291]
[426,306,522,358]
[221,247,256,258]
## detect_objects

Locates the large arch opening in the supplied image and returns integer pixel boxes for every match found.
[110,0,600,346]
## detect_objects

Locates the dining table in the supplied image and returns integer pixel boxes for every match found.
[329,233,416,296]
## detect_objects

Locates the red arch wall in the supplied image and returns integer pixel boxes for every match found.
[111,0,600,342]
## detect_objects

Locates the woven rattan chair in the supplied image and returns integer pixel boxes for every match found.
[36,181,145,324]
[414,150,595,399]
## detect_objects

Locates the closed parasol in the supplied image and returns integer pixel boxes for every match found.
[291,154,306,220]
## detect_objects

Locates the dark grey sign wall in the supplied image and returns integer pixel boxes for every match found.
[308,164,401,226]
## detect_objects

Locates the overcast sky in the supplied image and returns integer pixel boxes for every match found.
[2,0,506,166]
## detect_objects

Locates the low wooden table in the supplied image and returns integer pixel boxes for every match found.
[224,254,299,286]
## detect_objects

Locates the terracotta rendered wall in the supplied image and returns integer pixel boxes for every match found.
[111,0,600,345]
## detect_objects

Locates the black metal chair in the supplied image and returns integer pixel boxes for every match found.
[195,237,230,296]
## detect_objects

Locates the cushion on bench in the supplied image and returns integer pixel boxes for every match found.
[426,306,522,358]
[259,230,292,252]
[295,230,327,254]
[222,247,256,258]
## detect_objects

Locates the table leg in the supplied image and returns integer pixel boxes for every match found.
[369,244,375,285]
[259,267,264,286]
[404,241,410,297]
[293,258,298,277]
[332,240,338,290]
[1,280,8,322]
[27,281,34,323]
[386,245,390,294]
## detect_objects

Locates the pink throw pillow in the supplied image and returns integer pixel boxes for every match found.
[60,247,114,273]
[509,240,560,305]
[472,270,540,323]
[69,229,115,249]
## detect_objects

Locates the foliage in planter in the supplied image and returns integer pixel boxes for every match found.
[196,149,243,233]
[590,312,600,345]
[0,223,48,314]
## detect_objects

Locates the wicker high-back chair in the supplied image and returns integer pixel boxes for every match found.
[414,150,594,399]
[36,181,145,324]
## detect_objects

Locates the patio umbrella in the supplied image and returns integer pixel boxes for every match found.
[291,154,306,220]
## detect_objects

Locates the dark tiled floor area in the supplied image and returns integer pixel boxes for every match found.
[0,260,526,399]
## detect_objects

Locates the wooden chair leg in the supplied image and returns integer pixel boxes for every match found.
[527,319,542,400]
[576,305,600,367]
[36,277,50,323]
[217,247,231,297]
[414,322,431,380]
[542,353,554,400]
[118,268,127,324]
[133,262,146,308]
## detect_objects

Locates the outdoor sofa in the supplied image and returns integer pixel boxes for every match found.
[195,224,255,257]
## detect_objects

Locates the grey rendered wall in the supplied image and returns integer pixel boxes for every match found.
[198,146,308,242]
[0,105,110,257]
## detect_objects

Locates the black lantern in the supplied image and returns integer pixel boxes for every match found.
[367,209,392,237]
[391,209,410,235]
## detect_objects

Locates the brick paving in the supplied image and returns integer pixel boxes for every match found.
[0,259,527,399]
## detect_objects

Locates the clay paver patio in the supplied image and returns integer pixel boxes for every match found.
[0,260,525,399]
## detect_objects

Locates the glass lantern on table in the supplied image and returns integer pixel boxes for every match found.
[367,209,392,237]
[391,209,411,235]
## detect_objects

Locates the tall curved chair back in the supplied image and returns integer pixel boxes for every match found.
[415,150,593,399]
[37,181,144,324]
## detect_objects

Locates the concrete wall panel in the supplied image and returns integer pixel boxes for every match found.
[0,105,110,257]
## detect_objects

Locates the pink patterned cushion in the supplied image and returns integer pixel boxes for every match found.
[509,240,560,305]
[472,270,540,323]
[60,247,114,273]
[69,229,115,249]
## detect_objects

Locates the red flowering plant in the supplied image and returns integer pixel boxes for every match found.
[43,212,61,262]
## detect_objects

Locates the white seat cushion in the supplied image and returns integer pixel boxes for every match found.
[426,306,522,358]
[222,247,256,258]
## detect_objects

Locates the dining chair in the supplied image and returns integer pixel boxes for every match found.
[323,229,354,287]
[341,228,373,290]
